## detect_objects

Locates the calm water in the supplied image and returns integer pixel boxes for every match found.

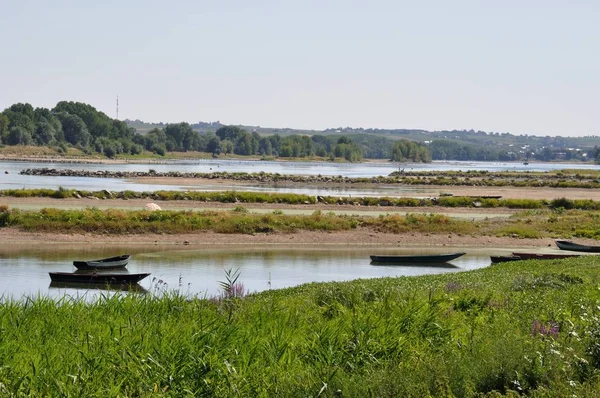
[0,246,495,300]
[0,158,590,300]
[1,159,597,196]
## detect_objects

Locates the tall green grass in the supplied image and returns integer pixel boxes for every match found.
[1,258,600,395]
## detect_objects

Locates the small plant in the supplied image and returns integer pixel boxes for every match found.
[216,268,245,323]
[551,197,574,210]
[531,320,560,337]
[218,267,244,299]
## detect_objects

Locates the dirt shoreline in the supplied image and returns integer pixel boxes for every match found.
[0,196,572,251]
[0,226,560,250]
[132,177,600,200]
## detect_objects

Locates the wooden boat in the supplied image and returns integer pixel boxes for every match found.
[490,255,522,263]
[492,252,581,263]
[49,271,150,285]
[370,252,465,264]
[555,240,600,253]
[511,252,581,260]
[73,254,130,270]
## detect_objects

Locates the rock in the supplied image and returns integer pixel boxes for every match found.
[145,203,162,211]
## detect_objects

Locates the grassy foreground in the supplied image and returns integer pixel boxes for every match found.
[1,258,600,396]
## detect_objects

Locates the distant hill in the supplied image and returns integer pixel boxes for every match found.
[124,119,319,137]
[124,119,599,155]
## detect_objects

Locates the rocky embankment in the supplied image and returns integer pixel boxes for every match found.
[18,167,600,188]
[20,168,396,184]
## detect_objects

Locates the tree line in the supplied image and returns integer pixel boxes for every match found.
[0,102,139,158]
[0,101,425,162]
[1,101,595,163]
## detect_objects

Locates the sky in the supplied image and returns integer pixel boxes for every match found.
[1,0,599,137]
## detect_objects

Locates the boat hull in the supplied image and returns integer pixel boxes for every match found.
[73,254,130,270]
[511,252,580,260]
[555,240,600,253]
[370,252,465,264]
[49,272,149,284]
[490,255,522,263]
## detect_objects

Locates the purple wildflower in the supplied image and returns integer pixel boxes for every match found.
[531,320,560,337]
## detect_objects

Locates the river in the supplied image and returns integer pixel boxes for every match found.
[0,245,496,300]
[0,158,591,300]
[1,159,597,196]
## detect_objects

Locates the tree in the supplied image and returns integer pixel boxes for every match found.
[333,136,363,162]
[34,121,56,145]
[95,137,119,158]
[259,137,273,156]
[392,140,431,162]
[536,147,555,161]
[53,101,112,139]
[206,134,221,155]
[4,110,35,134]
[144,128,168,155]
[216,125,245,142]
[8,103,34,120]
[164,123,195,151]
[7,126,33,145]
[234,131,254,155]
[251,131,260,154]
[55,112,91,146]
[0,113,8,143]
[220,139,234,155]
[111,120,135,141]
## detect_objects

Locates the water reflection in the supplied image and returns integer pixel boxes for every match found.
[49,281,148,294]
[0,245,492,301]
[369,261,460,268]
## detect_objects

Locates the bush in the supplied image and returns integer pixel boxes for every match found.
[551,197,574,210]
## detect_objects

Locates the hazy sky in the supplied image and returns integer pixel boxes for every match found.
[1,1,598,136]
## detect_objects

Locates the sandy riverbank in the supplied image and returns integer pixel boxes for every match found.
[0,196,579,251]
[130,177,600,200]
[0,225,561,250]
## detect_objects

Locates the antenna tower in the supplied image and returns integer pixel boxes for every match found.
[116,95,119,120]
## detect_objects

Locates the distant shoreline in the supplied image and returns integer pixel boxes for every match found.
[0,153,594,167]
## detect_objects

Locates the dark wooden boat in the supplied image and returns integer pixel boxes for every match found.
[49,271,150,284]
[555,240,600,253]
[512,252,581,260]
[467,195,503,199]
[490,255,522,263]
[73,254,130,270]
[370,252,465,264]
